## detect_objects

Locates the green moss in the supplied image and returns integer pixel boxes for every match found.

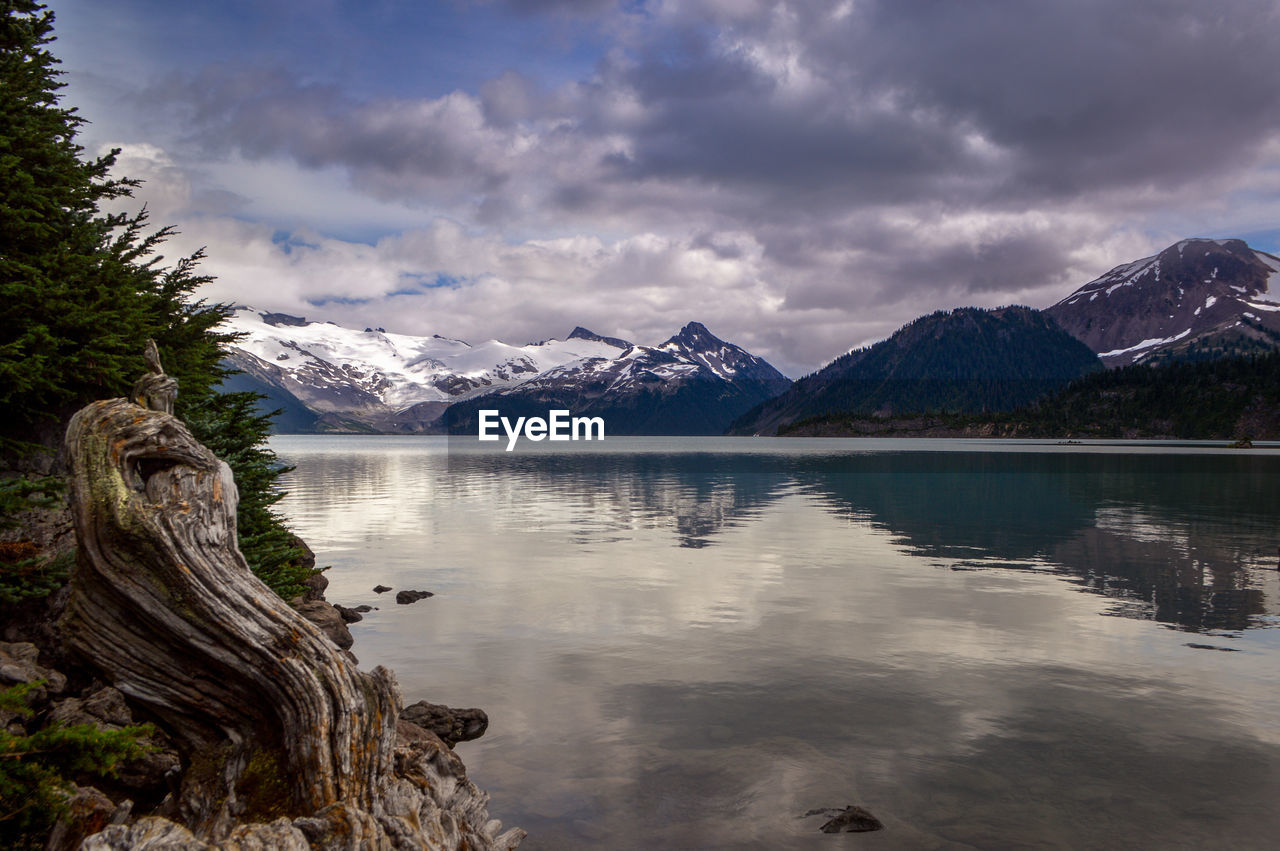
[236,745,292,821]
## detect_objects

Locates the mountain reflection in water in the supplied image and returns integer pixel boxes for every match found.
[437,443,1279,633]
[275,436,1280,849]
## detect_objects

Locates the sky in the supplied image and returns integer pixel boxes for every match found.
[52,0,1280,377]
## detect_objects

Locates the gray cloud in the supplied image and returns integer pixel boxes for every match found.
[148,0,1280,219]
[847,0,1280,196]
[96,0,1280,373]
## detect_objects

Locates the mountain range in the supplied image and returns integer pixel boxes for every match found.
[222,237,1280,436]
[221,309,790,434]
[443,321,791,435]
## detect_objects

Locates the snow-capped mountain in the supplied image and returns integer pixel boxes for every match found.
[222,307,630,431]
[1045,238,1280,366]
[221,309,789,434]
[444,322,793,435]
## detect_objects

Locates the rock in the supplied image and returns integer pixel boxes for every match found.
[300,569,328,602]
[0,640,66,723]
[45,785,120,851]
[803,805,884,833]
[395,589,433,605]
[288,533,317,573]
[86,815,312,850]
[0,491,75,561]
[48,686,182,791]
[401,700,488,747]
[373,584,393,593]
[0,640,67,692]
[352,605,373,613]
[81,815,211,849]
[334,604,363,624]
[378,735,526,850]
[394,718,438,747]
[49,685,133,727]
[294,600,355,650]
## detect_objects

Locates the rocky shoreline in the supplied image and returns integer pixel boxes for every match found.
[1,361,523,849]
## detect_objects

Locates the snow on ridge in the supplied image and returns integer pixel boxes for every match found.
[224,306,624,407]
[225,307,763,413]
[1097,328,1192,359]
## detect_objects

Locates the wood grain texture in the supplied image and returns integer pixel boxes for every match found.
[65,377,522,848]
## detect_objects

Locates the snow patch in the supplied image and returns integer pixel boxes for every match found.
[1097,328,1192,359]
[1255,250,1280,296]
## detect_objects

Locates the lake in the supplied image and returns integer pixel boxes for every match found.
[272,436,1280,849]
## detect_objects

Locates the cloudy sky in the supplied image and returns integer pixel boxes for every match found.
[54,0,1280,376]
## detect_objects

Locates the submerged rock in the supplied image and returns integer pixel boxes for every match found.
[373,584,393,593]
[803,805,884,833]
[395,589,434,605]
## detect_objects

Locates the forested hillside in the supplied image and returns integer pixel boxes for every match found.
[731,306,1102,435]
[780,351,1280,440]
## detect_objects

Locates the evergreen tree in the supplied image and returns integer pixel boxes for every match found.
[0,1,309,599]
[0,681,155,849]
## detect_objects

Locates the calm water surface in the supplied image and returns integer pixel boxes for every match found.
[272,436,1280,849]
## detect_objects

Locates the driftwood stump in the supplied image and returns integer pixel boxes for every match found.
[63,349,522,848]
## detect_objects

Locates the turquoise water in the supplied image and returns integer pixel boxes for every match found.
[273,436,1280,849]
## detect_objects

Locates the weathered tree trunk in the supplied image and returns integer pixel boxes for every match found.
[63,395,397,835]
[63,350,522,849]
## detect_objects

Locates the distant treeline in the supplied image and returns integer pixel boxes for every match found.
[778,350,1280,441]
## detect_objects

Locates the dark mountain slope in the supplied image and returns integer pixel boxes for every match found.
[781,350,1280,442]
[729,306,1101,435]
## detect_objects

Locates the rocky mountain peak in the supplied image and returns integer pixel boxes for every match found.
[1045,238,1280,365]
[669,321,718,348]
[262,311,308,327]
[566,326,632,349]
